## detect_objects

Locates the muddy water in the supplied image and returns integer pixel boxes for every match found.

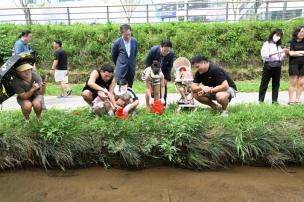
[0,166,304,202]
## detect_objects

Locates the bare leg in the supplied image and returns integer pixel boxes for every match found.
[145,91,150,112]
[32,96,42,120]
[60,81,67,96]
[215,92,230,111]
[20,100,33,121]
[82,90,94,106]
[296,76,304,103]
[179,87,186,100]
[193,93,217,110]
[288,76,298,103]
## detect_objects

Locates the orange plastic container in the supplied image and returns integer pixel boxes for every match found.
[152,100,164,115]
[115,108,129,120]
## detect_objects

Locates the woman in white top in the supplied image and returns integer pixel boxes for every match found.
[259,28,288,103]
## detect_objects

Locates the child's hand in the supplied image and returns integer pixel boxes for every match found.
[149,98,154,105]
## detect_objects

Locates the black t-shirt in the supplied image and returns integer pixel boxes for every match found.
[54,48,68,70]
[83,70,113,92]
[193,63,237,91]
[289,39,304,65]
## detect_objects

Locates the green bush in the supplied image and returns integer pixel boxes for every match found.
[0,104,304,170]
[0,20,304,72]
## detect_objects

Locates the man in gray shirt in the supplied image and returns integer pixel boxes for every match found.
[11,63,45,123]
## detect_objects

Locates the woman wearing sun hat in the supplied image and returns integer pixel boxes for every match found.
[11,63,45,123]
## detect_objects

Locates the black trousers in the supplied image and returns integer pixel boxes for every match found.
[259,63,281,103]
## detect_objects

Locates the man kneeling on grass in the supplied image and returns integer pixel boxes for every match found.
[191,55,237,117]
[82,64,117,116]
[114,79,139,116]
[11,63,46,123]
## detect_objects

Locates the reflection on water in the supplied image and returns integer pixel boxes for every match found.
[0,166,304,202]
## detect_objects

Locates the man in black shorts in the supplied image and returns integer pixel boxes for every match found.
[288,26,304,104]
[191,55,237,117]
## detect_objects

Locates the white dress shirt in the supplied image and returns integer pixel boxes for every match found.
[123,38,131,57]
[261,41,285,62]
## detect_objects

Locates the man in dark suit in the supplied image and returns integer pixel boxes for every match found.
[111,24,138,87]
[145,39,175,104]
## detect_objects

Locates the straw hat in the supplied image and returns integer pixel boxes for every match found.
[16,63,33,72]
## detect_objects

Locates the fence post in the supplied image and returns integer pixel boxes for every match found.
[67,7,71,25]
[106,6,110,23]
[226,2,229,22]
[146,4,149,23]
[254,0,258,20]
[185,3,189,21]
[282,1,287,20]
[265,1,269,21]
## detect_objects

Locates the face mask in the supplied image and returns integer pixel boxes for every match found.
[273,35,280,43]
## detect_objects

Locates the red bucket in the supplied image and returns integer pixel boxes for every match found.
[152,100,164,115]
[115,108,129,120]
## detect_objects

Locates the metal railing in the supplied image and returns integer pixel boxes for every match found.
[0,0,303,24]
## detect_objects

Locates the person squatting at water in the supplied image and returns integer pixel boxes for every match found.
[191,55,237,117]
[11,63,46,124]
[81,64,116,116]
[142,60,166,112]
[113,79,139,116]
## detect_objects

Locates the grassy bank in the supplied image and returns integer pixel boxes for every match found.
[0,104,304,170]
[45,80,290,96]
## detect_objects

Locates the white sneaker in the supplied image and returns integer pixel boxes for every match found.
[221,110,229,117]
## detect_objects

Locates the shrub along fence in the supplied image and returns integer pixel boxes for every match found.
[0,20,304,81]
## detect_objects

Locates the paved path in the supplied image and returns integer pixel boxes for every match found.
[1,92,302,110]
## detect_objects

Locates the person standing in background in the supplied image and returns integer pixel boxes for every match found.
[50,40,72,98]
[259,28,288,104]
[288,26,304,105]
[111,24,138,88]
[145,39,175,105]
[13,30,32,55]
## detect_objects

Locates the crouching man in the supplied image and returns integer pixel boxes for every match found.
[191,55,237,117]
[11,63,46,123]
[82,64,117,116]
